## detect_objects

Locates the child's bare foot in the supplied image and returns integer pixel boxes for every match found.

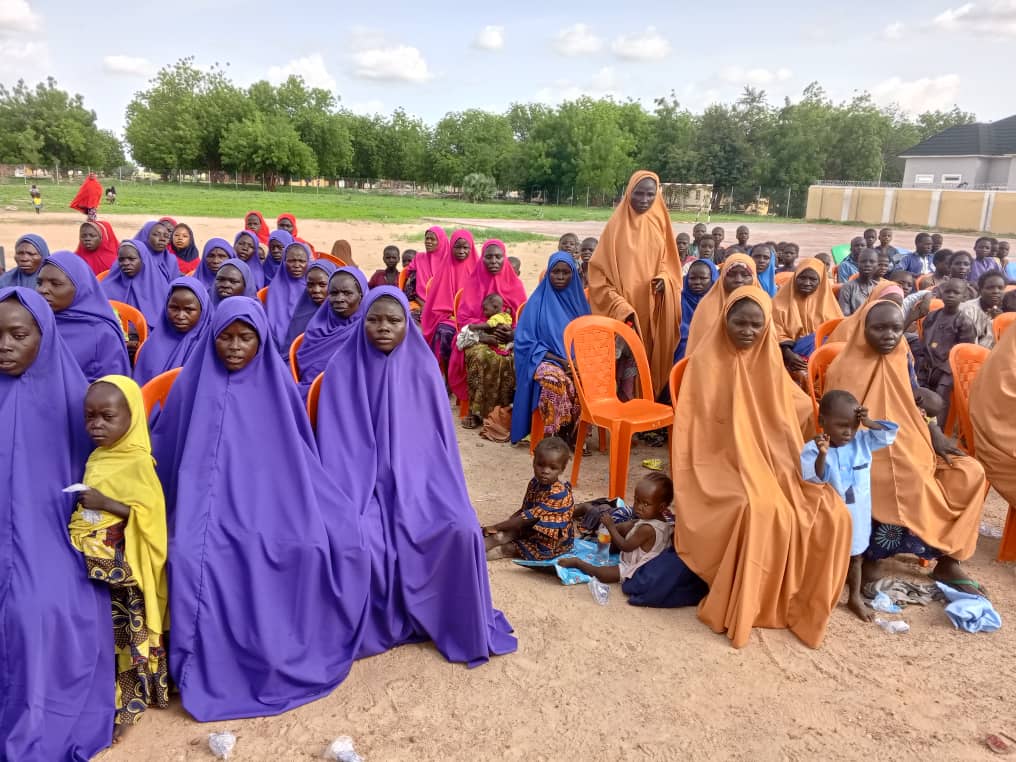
[848,594,873,622]
[112,724,133,745]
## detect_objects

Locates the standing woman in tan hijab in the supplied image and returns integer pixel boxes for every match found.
[588,170,682,398]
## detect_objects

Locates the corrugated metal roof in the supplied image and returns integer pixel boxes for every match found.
[899,115,1016,157]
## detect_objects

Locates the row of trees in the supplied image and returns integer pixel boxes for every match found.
[1,60,976,203]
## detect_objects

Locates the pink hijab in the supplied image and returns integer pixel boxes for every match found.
[420,229,478,346]
[447,239,527,399]
[408,226,450,300]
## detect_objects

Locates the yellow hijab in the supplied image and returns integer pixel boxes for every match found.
[69,375,168,637]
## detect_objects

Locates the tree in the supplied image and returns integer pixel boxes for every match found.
[462,172,496,202]
[220,115,317,190]
[639,93,699,181]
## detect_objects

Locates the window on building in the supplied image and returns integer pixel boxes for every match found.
[941,174,963,184]
[914,174,934,184]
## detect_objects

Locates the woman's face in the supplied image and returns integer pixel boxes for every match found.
[548,261,573,291]
[949,254,972,280]
[79,223,101,252]
[424,230,438,253]
[452,237,471,262]
[214,265,246,300]
[483,244,504,275]
[277,216,294,233]
[329,272,363,318]
[147,223,170,253]
[245,214,261,231]
[725,300,766,350]
[166,287,202,333]
[722,264,754,294]
[269,240,285,262]
[686,263,713,295]
[35,264,76,312]
[215,319,260,372]
[285,246,308,278]
[234,234,255,262]
[172,226,191,251]
[205,246,230,273]
[306,268,330,305]
[117,244,143,278]
[751,247,771,274]
[864,303,904,355]
[629,177,657,214]
[980,274,1006,308]
[0,298,42,376]
[794,268,820,296]
[365,297,408,354]
[14,240,43,275]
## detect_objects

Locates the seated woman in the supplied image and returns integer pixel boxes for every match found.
[266,242,312,354]
[449,239,527,429]
[750,243,777,297]
[169,222,200,274]
[136,220,181,280]
[825,300,988,595]
[772,257,843,375]
[674,258,718,362]
[282,260,336,357]
[511,251,590,444]
[671,286,852,649]
[36,251,130,381]
[315,287,517,665]
[192,237,234,289]
[150,297,369,721]
[683,253,758,357]
[211,260,257,306]
[421,229,478,373]
[404,226,449,309]
[244,210,270,248]
[264,230,294,283]
[232,230,265,289]
[100,239,172,329]
[0,287,115,759]
[295,266,368,399]
[0,232,49,288]
[75,219,120,275]
[133,278,213,386]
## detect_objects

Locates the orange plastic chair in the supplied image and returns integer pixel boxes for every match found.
[808,341,844,412]
[108,300,149,352]
[814,317,844,349]
[96,269,110,282]
[515,300,526,325]
[849,272,859,281]
[564,316,674,500]
[945,343,989,453]
[307,372,324,429]
[452,288,463,318]
[316,252,346,267]
[289,333,304,383]
[398,268,409,290]
[831,264,839,280]
[1000,507,1016,563]
[993,312,1016,343]
[140,367,182,418]
[257,286,269,305]
[775,271,794,289]
[668,357,688,407]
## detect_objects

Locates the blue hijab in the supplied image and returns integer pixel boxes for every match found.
[283,259,337,356]
[510,251,590,443]
[136,220,182,280]
[675,258,718,361]
[753,243,777,297]
[194,238,236,289]
[233,230,266,290]
[100,238,171,329]
[210,259,257,307]
[263,230,294,283]
[133,278,214,386]
[0,233,49,288]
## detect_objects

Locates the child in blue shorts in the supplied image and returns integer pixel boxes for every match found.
[801,390,898,622]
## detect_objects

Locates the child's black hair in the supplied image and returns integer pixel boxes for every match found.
[977,269,1006,289]
[641,471,674,506]
[482,292,504,308]
[933,248,953,267]
[974,236,992,249]
[819,389,859,418]
[534,436,571,462]
[915,231,931,244]
[1001,290,1016,312]
[383,244,400,256]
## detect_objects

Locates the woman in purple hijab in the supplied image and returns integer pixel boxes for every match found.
[150,297,369,721]
[266,241,312,353]
[193,237,236,290]
[133,278,213,386]
[211,259,258,307]
[36,250,130,381]
[0,233,49,288]
[0,287,115,760]
[136,220,182,280]
[295,266,369,399]
[263,229,294,283]
[283,259,337,358]
[315,287,517,665]
[100,239,172,329]
[232,229,266,290]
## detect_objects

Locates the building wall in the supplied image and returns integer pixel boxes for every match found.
[990,193,1016,235]
[937,191,985,230]
[902,156,996,188]
[987,158,1013,187]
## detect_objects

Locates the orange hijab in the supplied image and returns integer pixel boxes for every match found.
[684,254,759,357]
[671,286,850,649]
[824,299,985,559]
[827,280,902,343]
[970,317,1016,507]
[772,257,842,344]
[588,170,682,396]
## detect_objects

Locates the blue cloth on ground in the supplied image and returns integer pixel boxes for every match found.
[621,547,708,608]
[935,582,1002,633]
[512,538,619,585]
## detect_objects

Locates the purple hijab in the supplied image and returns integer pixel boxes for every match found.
[263,229,293,283]
[137,220,182,280]
[315,287,517,665]
[266,241,311,352]
[295,266,369,398]
[0,287,115,760]
[0,233,49,288]
[149,297,368,721]
[43,250,130,382]
[210,259,257,307]
[194,237,236,289]
[100,238,171,328]
[283,259,338,357]
[233,230,266,290]
[133,278,213,386]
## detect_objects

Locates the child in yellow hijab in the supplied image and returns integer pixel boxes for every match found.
[68,375,168,743]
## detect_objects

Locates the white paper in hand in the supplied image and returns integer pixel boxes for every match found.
[62,483,89,493]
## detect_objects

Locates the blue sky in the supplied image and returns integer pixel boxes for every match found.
[1,0,1013,134]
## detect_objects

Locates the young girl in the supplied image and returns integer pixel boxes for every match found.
[484,437,575,560]
[368,245,401,288]
[69,375,168,742]
[675,258,718,361]
[558,472,674,583]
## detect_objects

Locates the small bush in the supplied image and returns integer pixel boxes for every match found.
[462,172,496,203]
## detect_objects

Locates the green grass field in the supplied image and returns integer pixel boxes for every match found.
[0,178,779,226]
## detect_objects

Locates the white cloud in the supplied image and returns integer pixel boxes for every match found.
[871,74,962,113]
[536,66,624,104]
[352,45,432,83]
[102,55,156,78]
[882,21,905,39]
[932,1,1016,34]
[720,66,792,85]
[347,99,385,115]
[0,0,41,32]
[473,25,504,51]
[933,3,975,26]
[553,23,603,56]
[611,26,671,61]
[267,53,337,91]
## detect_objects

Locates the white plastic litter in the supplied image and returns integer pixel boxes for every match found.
[208,732,236,759]
[980,521,1003,539]
[588,578,609,605]
[869,591,903,613]
[325,736,363,762]
[874,617,910,634]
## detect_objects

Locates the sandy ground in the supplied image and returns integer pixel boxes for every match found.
[1,211,1014,761]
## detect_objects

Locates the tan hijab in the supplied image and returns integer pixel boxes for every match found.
[824,299,985,559]
[671,286,851,649]
[827,281,902,343]
[971,316,1016,507]
[772,257,843,344]
[684,253,758,357]
[588,170,682,396]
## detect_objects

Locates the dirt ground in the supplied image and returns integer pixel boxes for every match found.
[1,211,1014,761]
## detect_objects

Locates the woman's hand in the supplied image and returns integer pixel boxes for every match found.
[781,345,808,373]
[652,278,665,294]
[493,325,514,343]
[930,424,964,465]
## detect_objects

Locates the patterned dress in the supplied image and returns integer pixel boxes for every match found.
[534,361,580,437]
[513,478,575,560]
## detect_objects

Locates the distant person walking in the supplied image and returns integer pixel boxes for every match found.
[29,184,42,214]
[69,172,102,221]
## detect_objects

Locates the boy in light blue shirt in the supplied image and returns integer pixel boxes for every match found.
[801,390,898,622]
